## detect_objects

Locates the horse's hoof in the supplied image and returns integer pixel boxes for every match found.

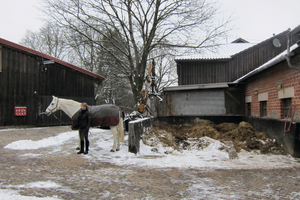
[110,149,115,152]
[116,148,120,151]
[76,147,80,150]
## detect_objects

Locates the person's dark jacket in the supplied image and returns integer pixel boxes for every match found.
[76,109,91,131]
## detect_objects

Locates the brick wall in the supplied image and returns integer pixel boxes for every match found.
[245,53,300,121]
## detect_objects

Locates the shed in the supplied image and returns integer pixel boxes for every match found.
[0,38,104,127]
[175,30,300,85]
[155,25,300,157]
[156,83,244,118]
[155,27,300,121]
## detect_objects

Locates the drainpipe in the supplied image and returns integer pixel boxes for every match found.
[285,28,300,70]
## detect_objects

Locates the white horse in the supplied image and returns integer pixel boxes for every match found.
[45,96,125,152]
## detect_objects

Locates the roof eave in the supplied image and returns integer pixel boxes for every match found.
[0,38,105,81]
[164,83,229,91]
[175,58,231,62]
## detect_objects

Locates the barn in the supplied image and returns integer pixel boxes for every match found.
[154,25,300,156]
[155,39,256,120]
[156,27,300,119]
[176,29,298,85]
[0,38,104,127]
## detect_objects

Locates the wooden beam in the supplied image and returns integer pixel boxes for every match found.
[226,91,241,106]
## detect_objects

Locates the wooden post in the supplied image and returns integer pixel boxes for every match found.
[128,117,154,154]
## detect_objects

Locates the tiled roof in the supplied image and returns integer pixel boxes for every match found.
[175,43,256,60]
[0,38,105,81]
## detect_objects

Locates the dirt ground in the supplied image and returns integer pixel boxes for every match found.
[142,120,286,155]
[1,126,300,199]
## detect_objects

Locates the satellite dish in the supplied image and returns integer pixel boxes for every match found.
[273,38,281,48]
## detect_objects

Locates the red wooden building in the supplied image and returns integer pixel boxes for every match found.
[0,38,104,127]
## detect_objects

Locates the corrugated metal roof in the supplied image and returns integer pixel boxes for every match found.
[0,38,105,81]
[175,43,256,61]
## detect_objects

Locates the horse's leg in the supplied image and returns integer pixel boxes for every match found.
[110,126,118,152]
[118,114,125,143]
[116,125,120,151]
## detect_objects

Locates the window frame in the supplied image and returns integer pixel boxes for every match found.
[260,101,267,117]
[247,102,251,116]
[282,98,292,118]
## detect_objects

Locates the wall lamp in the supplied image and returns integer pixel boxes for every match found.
[43,60,55,65]
[276,84,282,91]
[276,81,282,91]
[41,60,54,73]
[254,88,258,95]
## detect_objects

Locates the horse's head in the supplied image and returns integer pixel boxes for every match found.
[45,96,60,116]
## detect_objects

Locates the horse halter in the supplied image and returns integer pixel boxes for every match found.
[46,98,59,114]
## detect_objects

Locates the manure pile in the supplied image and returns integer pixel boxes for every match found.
[142,120,286,155]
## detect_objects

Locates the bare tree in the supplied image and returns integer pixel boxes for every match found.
[21,21,104,73]
[149,47,178,91]
[20,21,70,60]
[20,20,135,107]
[41,0,230,102]
[95,29,134,107]
[65,27,103,72]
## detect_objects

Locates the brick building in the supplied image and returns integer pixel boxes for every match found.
[234,43,300,122]
[233,39,300,157]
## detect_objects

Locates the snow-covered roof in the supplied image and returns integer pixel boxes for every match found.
[175,43,256,61]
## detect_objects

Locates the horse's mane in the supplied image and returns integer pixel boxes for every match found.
[60,98,81,106]
[57,98,81,118]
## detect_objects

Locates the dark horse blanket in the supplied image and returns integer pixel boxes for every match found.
[71,104,120,129]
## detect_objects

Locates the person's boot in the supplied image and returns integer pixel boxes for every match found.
[77,141,84,154]
[84,141,89,154]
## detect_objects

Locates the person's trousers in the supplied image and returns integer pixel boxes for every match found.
[79,129,89,152]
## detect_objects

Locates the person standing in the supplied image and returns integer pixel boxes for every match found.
[76,102,91,154]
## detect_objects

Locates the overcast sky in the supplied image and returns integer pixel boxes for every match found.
[0,0,299,44]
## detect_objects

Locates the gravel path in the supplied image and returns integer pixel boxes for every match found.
[1,126,300,199]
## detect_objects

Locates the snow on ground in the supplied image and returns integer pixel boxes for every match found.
[0,182,61,200]
[2,127,300,199]
[4,131,78,150]
[0,189,57,200]
[4,128,300,170]
[0,181,76,200]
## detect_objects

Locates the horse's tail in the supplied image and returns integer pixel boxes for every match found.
[119,111,125,143]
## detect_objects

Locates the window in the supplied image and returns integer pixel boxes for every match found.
[247,103,251,116]
[260,101,267,117]
[283,98,292,118]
